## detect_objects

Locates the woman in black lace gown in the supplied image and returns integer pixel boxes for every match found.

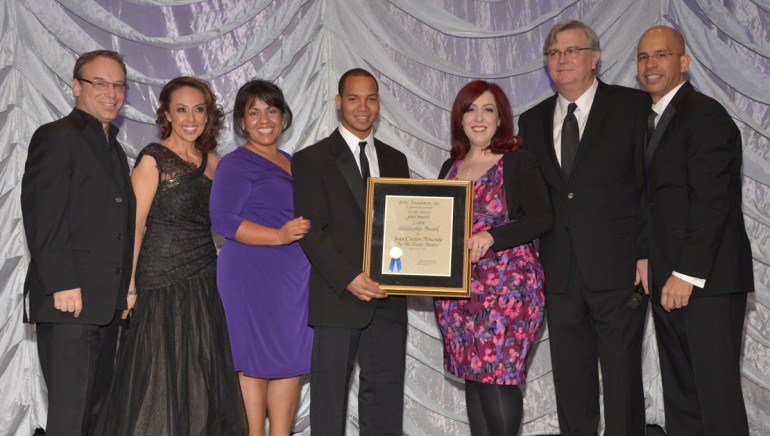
[101,77,247,435]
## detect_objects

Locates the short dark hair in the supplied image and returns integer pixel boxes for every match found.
[338,68,379,97]
[155,76,224,153]
[450,80,520,160]
[233,80,293,139]
[73,50,127,80]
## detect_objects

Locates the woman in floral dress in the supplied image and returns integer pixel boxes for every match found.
[434,80,553,435]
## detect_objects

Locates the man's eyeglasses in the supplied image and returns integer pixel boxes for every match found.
[77,77,129,93]
[544,47,593,59]
[636,52,683,63]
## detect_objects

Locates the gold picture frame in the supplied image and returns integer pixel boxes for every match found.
[363,177,472,297]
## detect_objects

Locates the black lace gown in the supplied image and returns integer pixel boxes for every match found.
[101,143,247,435]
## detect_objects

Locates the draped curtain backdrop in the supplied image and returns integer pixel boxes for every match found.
[1,0,768,434]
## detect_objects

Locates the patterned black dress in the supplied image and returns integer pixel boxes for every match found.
[101,143,247,435]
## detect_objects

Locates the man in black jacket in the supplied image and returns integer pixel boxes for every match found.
[292,69,410,435]
[21,50,135,436]
[637,26,753,435]
[518,20,649,435]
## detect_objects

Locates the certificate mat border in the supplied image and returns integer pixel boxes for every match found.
[363,177,472,297]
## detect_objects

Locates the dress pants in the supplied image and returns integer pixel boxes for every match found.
[309,297,407,436]
[36,311,121,436]
[652,292,748,436]
[546,254,647,436]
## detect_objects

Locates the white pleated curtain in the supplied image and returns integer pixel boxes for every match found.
[1,0,768,434]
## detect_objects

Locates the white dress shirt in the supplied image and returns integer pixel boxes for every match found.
[649,81,685,128]
[339,125,380,178]
[552,77,599,166]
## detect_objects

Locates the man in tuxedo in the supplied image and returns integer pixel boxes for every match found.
[292,68,410,435]
[517,20,650,435]
[637,26,753,435]
[21,50,135,435]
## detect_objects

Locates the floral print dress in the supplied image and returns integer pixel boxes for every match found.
[434,158,545,385]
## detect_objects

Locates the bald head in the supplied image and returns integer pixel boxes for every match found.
[637,25,690,102]
[639,26,685,53]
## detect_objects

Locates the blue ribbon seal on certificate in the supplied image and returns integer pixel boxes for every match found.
[389,246,403,272]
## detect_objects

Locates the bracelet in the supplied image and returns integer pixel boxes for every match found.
[127,289,137,298]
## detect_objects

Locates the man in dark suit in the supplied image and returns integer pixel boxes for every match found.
[292,68,410,435]
[637,26,753,435]
[517,20,650,435]
[21,50,135,435]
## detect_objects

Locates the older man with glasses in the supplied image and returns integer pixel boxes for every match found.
[517,20,651,435]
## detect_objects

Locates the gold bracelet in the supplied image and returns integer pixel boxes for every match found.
[127,289,137,298]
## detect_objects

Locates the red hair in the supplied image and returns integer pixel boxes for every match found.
[450,80,521,160]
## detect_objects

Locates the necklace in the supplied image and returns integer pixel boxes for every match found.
[463,147,491,178]
[462,149,501,180]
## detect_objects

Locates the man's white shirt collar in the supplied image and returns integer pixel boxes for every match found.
[650,81,686,125]
[339,125,373,151]
[338,125,379,177]
[557,76,599,124]
[552,77,598,164]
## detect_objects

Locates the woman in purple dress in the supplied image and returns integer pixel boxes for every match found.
[210,80,313,436]
[434,80,553,435]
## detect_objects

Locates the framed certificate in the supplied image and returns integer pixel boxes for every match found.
[363,177,472,297]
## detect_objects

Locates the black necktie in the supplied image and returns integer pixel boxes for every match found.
[561,103,579,178]
[646,110,657,149]
[358,141,370,180]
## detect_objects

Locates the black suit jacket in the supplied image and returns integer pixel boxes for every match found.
[22,109,135,325]
[644,81,753,296]
[293,129,410,328]
[438,149,553,250]
[518,81,650,293]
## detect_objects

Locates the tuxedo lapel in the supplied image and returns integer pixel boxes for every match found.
[539,97,566,184]
[331,130,367,213]
[645,82,691,169]
[645,105,674,169]
[574,81,609,173]
[374,140,398,177]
